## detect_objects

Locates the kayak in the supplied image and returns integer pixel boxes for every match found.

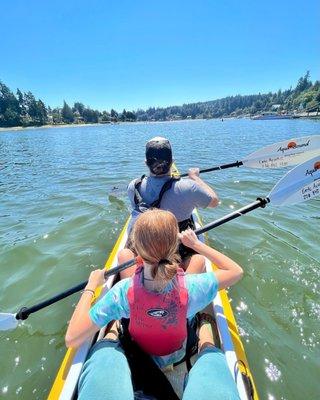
[48,170,259,400]
[48,215,258,399]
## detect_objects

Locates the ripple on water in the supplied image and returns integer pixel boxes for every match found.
[264,358,282,382]
[2,386,8,395]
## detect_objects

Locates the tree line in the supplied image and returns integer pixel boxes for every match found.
[135,72,320,121]
[1,72,319,128]
[0,84,136,128]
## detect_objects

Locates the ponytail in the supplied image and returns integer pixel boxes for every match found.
[151,256,180,282]
[132,209,181,284]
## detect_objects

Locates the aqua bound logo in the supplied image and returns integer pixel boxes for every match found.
[277,139,310,153]
[305,161,320,177]
[147,308,169,318]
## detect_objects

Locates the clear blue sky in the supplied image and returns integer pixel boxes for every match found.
[1,0,319,111]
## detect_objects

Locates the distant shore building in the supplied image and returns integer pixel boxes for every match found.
[271,104,281,110]
[73,110,84,123]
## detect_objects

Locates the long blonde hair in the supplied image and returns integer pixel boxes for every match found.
[132,209,181,282]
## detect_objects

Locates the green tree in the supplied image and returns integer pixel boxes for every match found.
[110,109,118,121]
[125,110,136,121]
[101,111,111,122]
[315,90,320,103]
[24,91,39,123]
[0,82,21,127]
[295,71,312,93]
[61,101,74,123]
[305,99,319,112]
[82,108,99,123]
[73,102,85,116]
[120,109,127,121]
[52,108,62,124]
[16,89,27,118]
[35,100,48,125]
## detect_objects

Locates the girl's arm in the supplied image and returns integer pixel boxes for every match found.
[179,230,243,289]
[65,269,105,348]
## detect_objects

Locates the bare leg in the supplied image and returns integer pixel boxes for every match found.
[104,320,119,340]
[118,248,137,279]
[198,313,221,352]
[182,254,205,274]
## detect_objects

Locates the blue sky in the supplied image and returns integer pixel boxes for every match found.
[1,0,319,111]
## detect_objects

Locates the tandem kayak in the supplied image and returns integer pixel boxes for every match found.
[48,177,259,400]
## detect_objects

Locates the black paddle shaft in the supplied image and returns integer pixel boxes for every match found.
[15,197,269,321]
[195,197,270,235]
[180,160,243,178]
[16,258,137,320]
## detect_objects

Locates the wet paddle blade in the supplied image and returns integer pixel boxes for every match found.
[0,313,19,331]
[268,155,320,206]
[242,135,320,169]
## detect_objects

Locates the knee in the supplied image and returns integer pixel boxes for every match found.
[79,341,132,397]
[86,341,125,365]
[118,249,136,279]
[188,254,206,274]
[197,255,206,273]
[118,248,135,264]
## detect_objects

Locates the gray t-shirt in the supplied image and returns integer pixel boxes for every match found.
[127,176,212,222]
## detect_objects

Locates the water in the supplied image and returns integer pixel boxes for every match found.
[0,119,319,400]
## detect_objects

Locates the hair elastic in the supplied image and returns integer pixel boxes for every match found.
[159,259,171,265]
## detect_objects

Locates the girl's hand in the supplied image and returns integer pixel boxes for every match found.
[178,229,201,249]
[86,269,105,291]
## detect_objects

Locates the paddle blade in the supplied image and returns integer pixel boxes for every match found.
[242,135,320,169]
[268,155,320,206]
[0,313,19,331]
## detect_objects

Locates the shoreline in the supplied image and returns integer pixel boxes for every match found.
[1,114,319,133]
[0,122,109,133]
[0,120,213,133]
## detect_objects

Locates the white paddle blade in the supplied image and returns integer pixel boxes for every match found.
[0,313,19,331]
[268,155,320,206]
[242,135,320,169]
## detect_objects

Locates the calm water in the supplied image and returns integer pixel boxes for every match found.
[0,119,319,400]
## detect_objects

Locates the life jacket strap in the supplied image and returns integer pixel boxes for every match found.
[133,175,180,210]
[178,216,196,232]
[133,174,146,205]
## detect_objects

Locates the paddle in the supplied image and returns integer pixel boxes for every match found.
[107,135,320,195]
[179,135,320,177]
[0,258,137,331]
[1,155,319,332]
[196,154,320,234]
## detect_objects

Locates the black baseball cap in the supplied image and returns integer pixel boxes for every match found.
[145,137,173,175]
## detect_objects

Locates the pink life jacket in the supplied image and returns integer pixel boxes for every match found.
[127,261,188,356]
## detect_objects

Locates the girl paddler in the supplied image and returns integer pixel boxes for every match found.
[65,209,242,399]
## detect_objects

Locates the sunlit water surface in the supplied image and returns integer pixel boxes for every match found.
[0,119,319,399]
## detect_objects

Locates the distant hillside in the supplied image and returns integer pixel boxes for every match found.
[135,72,320,121]
[1,72,319,128]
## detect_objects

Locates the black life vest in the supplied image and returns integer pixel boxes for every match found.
[133,175,196,236]
[133,175,180,213]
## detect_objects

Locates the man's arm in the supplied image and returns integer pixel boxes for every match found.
[127,178,139,209]
[188,168,219,207]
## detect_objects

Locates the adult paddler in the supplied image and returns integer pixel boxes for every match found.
[119,136,219,278]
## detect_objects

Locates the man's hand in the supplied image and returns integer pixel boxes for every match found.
[188,167,200,180]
